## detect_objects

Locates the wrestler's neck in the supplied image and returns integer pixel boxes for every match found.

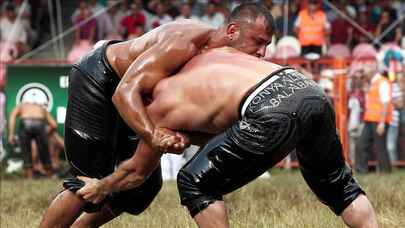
[203,26,230,52]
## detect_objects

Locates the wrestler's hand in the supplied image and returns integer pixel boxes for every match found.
[152,128,190,153]
[76,176,109,204]
[161,131,190,154]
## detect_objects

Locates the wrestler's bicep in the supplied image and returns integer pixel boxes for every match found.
[119,38,198,94]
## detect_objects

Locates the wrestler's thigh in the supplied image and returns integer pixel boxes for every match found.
[64,127,115,178]
[181,132,271,197]
[296,106,364,215]
[64,67,119,178]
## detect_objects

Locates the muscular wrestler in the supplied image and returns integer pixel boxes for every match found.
[78,47,378,228]
[40,3,275,228]
[8,102,57,178]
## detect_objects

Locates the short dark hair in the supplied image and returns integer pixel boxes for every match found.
[227,2,276,36]
[4,2,15,12]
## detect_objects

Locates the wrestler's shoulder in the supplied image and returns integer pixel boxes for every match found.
[155,20,214,39]
[122,20,214,53]
[164,19,214,30]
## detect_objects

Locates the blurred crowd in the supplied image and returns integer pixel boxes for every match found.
[269,0,405,59]
[66,0,405,61]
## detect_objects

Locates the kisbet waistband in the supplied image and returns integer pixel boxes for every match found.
[240,67,294,117]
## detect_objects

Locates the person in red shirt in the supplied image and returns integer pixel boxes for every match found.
[120,3,146,38]
[353,10,375,45]
[330,4,353,46]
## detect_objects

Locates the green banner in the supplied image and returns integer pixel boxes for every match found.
[4,64,71,159]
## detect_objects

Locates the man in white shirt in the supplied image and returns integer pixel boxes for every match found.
[97,1,125,40]
[348,89,363,163]
[175,3,199,21]
[149,2,173,30]
[200,2,225,28]
[0,3,28,55]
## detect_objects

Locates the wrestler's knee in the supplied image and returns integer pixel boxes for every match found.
[341,194,377,228]
[302,163,365,215]
[63,177,107,213]
[177,169,221,217]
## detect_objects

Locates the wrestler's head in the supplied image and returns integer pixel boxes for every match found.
[225,3,275,57]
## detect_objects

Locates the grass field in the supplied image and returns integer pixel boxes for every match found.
[1,170,404,228]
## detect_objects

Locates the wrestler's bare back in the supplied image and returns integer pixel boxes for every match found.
[19,103,49,119]
[147,47,282,135]
[105,20,215,77]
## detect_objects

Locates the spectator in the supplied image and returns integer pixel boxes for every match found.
[133,0,153,26]
[13,0,31,24]
[355,70,392,173]
[212,0,230,18]
[97,1,125,40]
[275,1,297,38]
[120,3,146,38]
[330,5,353,46]
[294,0,330,57]
[0,3,28,55]
[326,0,356,22]
[73,1,97,44]
[353,9,375,45]
[192,0,209,17]
[13,0,37,48]
[164,1,181,19]
[375,9,402,45]
[351,0,368,14]
[72,0,104,23]
[88,0,107,41]
[348,71,366,163]
[0,42,18,62]
[119,0,132,12]
[387,74,403,164]
[88,0,104,14]
[199,2,225,28]
[149,2,173,29]
[175,3,199,21]
[127,24,145,39]
[30,0,49,48]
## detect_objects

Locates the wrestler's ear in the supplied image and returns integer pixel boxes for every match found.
[226,22,241,41]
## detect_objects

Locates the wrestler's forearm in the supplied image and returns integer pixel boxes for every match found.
[100,141,161,192]
[100,159,146,192]
[112,86,155,144]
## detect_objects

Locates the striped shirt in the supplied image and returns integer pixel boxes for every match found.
[391,83,403,126]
